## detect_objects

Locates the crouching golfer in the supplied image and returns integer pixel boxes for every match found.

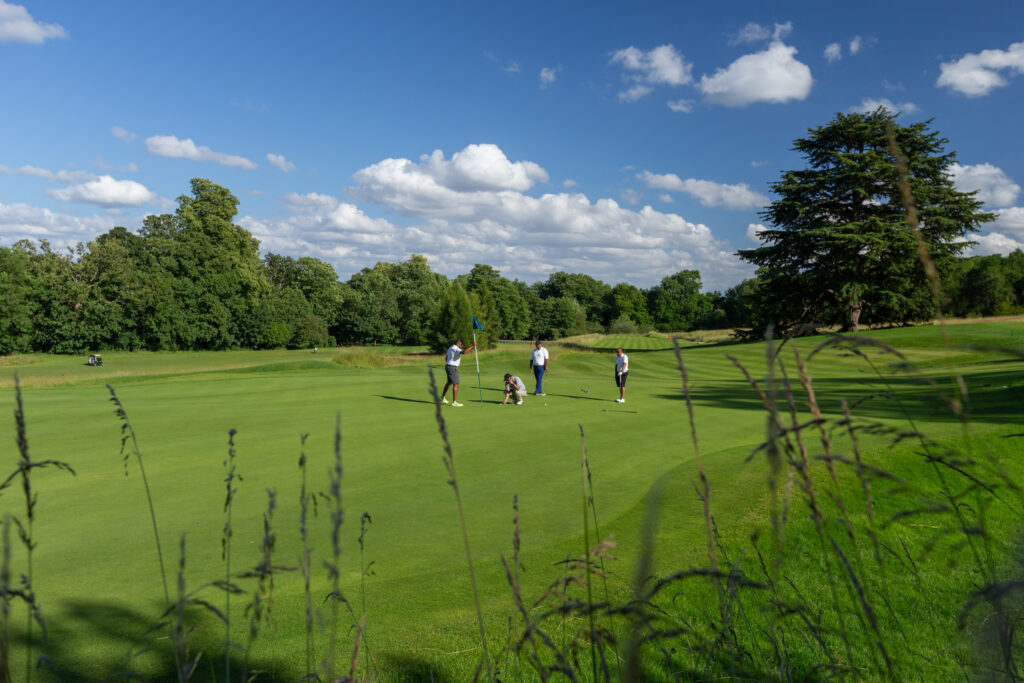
[614,348,629,403]
[440,338,475,407]
[502,373,527,405]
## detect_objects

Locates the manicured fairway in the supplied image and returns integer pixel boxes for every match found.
[1,323,1023,680]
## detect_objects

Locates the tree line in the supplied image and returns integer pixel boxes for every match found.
[0,179,729,355]
[2,111,1020,356]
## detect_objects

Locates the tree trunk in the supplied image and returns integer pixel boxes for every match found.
[850,302,862,332]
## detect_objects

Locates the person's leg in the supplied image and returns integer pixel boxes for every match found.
[441,381,451,399]
[534,367,545,394]
[445,366,462,404]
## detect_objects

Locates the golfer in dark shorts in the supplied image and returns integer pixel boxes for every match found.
[614,348,628,403]
[440,338,475,407]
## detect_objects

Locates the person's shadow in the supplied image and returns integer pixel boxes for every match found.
[543,391,607,402]
[376,395,434,404]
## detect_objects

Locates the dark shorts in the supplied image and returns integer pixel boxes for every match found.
[615,370,628,387]
[446,365,460,384]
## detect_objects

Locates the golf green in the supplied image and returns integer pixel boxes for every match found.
[1,325,1022,680]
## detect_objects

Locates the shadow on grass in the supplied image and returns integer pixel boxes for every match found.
[670,367,1024,426]
[376,653,454,682]
[15,599,298,682]
[378,394,435,404]
[541,391,608,402]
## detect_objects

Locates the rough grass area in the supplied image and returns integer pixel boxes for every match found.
[0,321,1022,680]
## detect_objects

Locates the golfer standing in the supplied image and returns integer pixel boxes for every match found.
[529,340,549,395]
[440,338,476,407]
[614,348,629,403]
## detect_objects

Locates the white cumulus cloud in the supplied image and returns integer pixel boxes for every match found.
[667,99,694,113]
[48,175,156,207]
[730,22,771,45]
[266,153,296,173]
[949,163,1020,207]
[0,1,66,43]
[146,135,259,170]
[730,22,791,45]
[850,97,919,115]
[111,126,137,143]
[967,231,1024,255]
[849,36,862,55]
[0,164,93,184]
[619,85,654,102]
[746,223,767,243]
[699,41,812,106]
[937,41,1024,97]
[539,66,558,89]
[356,143,549,198]
[824,43,842,63]
[0,202,114,246]
[611,44,692,85]
[640,171,769,209]
[257,143,753,288]
[992,207,1024,235]
[610,44,692,101]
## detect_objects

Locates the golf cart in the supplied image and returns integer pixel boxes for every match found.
[87,354,103,366]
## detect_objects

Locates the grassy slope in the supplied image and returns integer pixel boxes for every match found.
[0,323,1021,680]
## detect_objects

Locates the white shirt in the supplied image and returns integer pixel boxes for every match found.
[531,346,549,367]
[446,344,464,366]
[615,353,628,373]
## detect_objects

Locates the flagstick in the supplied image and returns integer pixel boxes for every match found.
[472,328,483,403]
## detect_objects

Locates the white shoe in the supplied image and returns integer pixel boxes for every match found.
[615,398,624,403]
[451,401,463,407]
[515,400,523,405]
[441,397,449,404]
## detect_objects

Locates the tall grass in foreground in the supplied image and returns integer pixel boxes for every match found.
[495,330,1024,680]
[0,328,1022,680]
[428,365,494,681]
[222,428,240,682]
[106,385,183,681]
[323,414,344,680]
[0,376,75,682]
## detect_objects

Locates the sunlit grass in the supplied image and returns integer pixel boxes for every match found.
[0,321,1022,679]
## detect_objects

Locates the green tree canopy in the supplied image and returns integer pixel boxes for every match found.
[738,110,993,334]
[429,282,474,353]
[606,282,652,328]
[264,253,344,328]
[649,270,711,332]
[336,267,400,345]
[0,244,36,354]
[535,271,610,325]
[462,264,531,339]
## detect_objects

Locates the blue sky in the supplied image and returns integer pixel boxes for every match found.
[1,1,1022,291]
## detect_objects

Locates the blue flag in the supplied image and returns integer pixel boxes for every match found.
[472,315,485,331]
